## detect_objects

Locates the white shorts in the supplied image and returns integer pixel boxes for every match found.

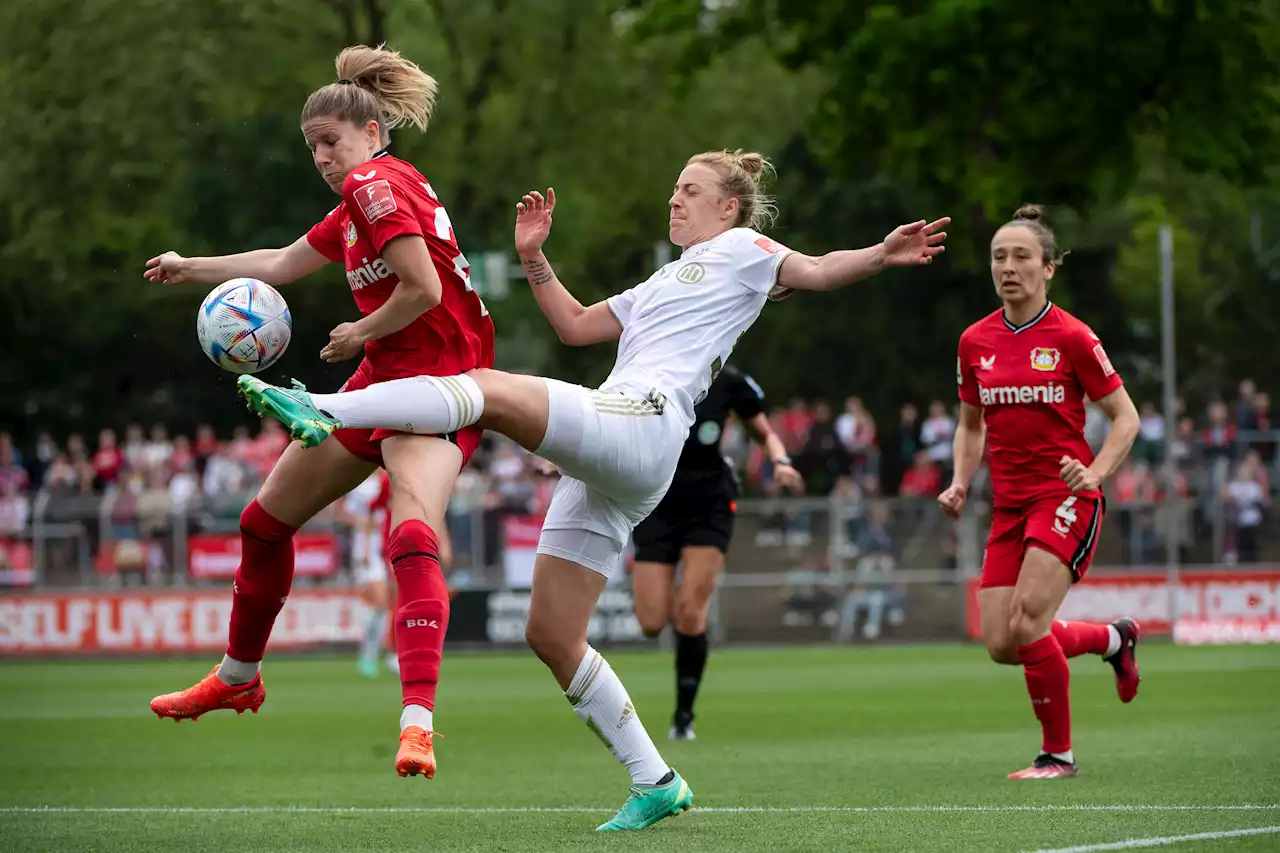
[352,533,387,586]
[536,379,688,578]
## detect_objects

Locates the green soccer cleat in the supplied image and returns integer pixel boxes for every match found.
[237,376,341,448]
[595,771,693,831]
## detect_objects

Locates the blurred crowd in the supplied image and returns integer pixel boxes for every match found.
[1,377,1276,586]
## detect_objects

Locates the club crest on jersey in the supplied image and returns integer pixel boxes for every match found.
[345,221,358,248]
[676,262,706,284]
[1030,347,1061,371]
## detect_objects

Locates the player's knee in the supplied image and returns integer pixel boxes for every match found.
[524,614,573,668]
[1007,599,1048,648]
[673,595,709,636]
[986,640,1019,665]
[634,605,669,638]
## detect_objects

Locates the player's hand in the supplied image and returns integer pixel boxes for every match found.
[773,462,805,493]
[881,217,950,267]
[321,322,367,363]
[937,483,967,518]
[515,188,555,257]
[1059,456,1101,493]
[144,251,192,285]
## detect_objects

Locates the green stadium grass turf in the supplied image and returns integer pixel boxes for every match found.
[2,644,1278,852]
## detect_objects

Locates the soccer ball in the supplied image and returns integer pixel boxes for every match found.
[196,278,292,374]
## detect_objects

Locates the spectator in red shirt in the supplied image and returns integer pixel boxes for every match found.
[169,434,194,476]
[93,428,124,488]
[899,450,941,499]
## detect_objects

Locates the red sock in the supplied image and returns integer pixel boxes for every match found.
[1051,620,1111,658]
[226,500,298,662]
[390,520,449,711]
[1018,634,1072,755]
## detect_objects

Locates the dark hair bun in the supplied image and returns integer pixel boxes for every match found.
[1012,204,1045,222]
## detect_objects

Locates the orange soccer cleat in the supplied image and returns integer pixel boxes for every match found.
[1008,754,1078,780]
[150,667,266,722]
[395,726,438,778]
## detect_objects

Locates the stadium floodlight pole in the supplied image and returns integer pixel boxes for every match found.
[1159,224,1180,627]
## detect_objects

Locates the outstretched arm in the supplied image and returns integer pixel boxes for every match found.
[144,235,330,287]
[777,217,949,293]
[515,189,622,347]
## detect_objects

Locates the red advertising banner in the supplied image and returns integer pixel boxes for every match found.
[188,531,338,579]
[964,569,1280,641]
[0,588,365,655]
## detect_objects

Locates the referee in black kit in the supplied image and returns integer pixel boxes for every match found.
[631,364,803,740]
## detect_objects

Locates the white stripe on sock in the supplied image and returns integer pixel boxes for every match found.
[565,647,669,786]
[310,375,484,435]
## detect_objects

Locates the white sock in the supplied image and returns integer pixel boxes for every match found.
[400,703,433,733]
[385,653,400,675]
[310,374,484,434]
[216,655,260,686]
[1105,625,1122,657]
[359,608,386,662]
[1050,750,1075,764]
[565,646,670,786]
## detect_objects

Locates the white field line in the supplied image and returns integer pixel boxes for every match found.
[2,804,1278,816]
[1025,825,1280,853]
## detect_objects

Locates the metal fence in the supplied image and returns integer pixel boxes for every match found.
[3,487,1277,652]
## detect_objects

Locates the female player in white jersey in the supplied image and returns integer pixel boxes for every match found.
[239,149,948,831]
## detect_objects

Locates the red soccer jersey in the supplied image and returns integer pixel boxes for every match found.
[956,302,1123,508]
[306,151,495,380]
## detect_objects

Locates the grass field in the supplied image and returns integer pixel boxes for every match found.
[2,643,1278,852]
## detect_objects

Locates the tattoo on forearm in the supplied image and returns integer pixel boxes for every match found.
[523,258,555,286]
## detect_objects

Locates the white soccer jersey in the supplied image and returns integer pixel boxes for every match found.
[604,227,792,428]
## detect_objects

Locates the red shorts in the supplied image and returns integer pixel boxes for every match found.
[980,494,1104,588]
[332,359,483,467]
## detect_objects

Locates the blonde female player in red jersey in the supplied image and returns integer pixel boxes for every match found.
[143,45,494,780]
[938,205,1143,780]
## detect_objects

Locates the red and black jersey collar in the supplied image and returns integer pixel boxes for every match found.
[1002,300,1053,334]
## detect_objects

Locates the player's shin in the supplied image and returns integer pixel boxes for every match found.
[1018,634,1073,759]
[673,631,708,730]
[221,499,298,685]
[390,520,449,729]
[310,375,484,435]
[566,646,672,786]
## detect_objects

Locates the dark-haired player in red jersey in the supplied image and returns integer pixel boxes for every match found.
[143,45,493,780]
[938,205,1142,780]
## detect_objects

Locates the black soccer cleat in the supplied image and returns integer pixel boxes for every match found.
[1104,617,1141,703]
